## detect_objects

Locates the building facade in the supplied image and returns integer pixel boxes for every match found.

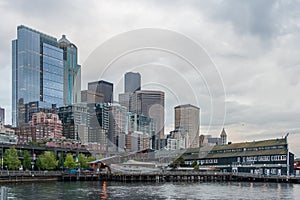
[58,35,81,105]
[88,80,113,103]
[0,107,4,123]
[127,113,156,150]
[12,25,64,127]
[16,112,63,144]
[108,103,127,152]
[174,104,200,148]
[0,121,17,144]
[125,72,141,93]
[58,104,88,141]
[87,103,109,146]
[184,137,294,176]
[129,90,164,150]
[29,112,63,139]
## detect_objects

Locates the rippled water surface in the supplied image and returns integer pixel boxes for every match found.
[3,181,300,200]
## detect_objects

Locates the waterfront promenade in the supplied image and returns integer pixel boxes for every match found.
[1,170,300,184]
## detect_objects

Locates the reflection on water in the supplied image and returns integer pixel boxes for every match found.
[101,181,107,199]
[3,181,300,200]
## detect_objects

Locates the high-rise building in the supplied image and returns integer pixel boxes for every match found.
[58,104,88,141]
[130,90,164,150]
[119,72,141,109]
[125,72,141,93]
[12,25,64,127]
[108,103,127,152]
[58,35,81,105]
[0,107,4,123]
[81,90,104,103]
[88,80,113,103]
[127,113,156,150]
[87,103,109,145]
[174,104,200,148]
[118,93,131,109]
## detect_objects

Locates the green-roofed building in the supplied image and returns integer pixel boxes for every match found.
[183,137,294,176]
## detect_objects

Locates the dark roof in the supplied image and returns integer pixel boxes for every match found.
[212,138,286,151]
[183,138,288,160]
[174,104,200,110]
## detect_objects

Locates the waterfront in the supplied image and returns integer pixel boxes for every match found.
[2,181,300,200]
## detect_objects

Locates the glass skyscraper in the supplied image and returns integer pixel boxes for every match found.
[58,35,81,105]
[12,25,64,127]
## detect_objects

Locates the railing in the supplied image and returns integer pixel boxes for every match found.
[0,170,62,176]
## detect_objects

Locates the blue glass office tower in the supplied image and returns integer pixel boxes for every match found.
[12,25,64,127]
[58,35,81,105]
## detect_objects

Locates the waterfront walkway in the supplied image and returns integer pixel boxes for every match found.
[1,170,300,184]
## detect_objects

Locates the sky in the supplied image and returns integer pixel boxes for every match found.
[0,0,300,156]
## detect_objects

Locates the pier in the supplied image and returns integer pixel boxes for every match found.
[1,170,300,184]
[61,171,300,184]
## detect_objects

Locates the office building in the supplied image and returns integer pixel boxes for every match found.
[58,35,81,105]
[12,25,64,127]
[87,103,109,145]
[0,107,4,123]
[81,90,104,103]
[119,72,141,110]
[108,103,127,151]
[58,104,88,141]
[88,80,113,103]
[174,104,200,148]
[118,93,130,109]
[130,90,164,149]
[125,72,141,93]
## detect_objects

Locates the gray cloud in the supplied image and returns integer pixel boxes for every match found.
[0,0,300,155]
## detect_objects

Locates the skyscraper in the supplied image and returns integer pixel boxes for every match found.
[87,103,109,145]
[125,72,141,93]
[174,104,200,148]
[88,80,113,103]
[0,107,4,123]
[108,103,127,151]
[12,25,64,127]
[58,35,81,105]
[58,104,88,141]
[130,90,164,149]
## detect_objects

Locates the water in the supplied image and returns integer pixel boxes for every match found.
[2,181,300,200]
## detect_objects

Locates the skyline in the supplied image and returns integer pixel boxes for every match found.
[0,1,299,156]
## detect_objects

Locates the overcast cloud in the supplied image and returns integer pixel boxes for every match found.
[0,0,300,155]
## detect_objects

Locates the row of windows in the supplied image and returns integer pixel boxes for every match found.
[213,145,286,154]
[43,79,63,89]
[43,56,63,68]
[43,63,64,75]
[43,43,63,60]
[43,72,63,82]
[243,155,287,162]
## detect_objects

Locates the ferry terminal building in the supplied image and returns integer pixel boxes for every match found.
[183,137,294,176]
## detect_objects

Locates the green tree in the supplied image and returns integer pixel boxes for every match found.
[78,153,88,169]
[192,161,199,170]
[3,146,21,170]
[87,155,96,163]
[36,151,58,170]
[64,154,76,169]
[169,156,185,168]
[22,150,32,170]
